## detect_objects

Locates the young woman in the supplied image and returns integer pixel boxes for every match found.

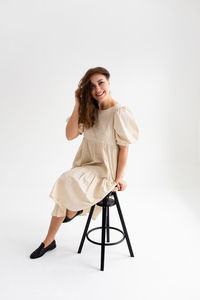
[30,66,139,259]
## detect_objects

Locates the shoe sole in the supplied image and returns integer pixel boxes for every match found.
[63,210,83,223]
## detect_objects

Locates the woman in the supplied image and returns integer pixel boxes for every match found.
[30,66,139,259]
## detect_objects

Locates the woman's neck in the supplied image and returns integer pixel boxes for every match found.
[98,97,118,110]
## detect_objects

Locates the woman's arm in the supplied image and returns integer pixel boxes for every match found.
[65,102,80,140]
[115,145,129,191]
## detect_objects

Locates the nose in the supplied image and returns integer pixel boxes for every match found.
[95,86,102,93]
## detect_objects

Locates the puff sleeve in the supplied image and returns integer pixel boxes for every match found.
[113,106,139,146]
[66,116,84,135]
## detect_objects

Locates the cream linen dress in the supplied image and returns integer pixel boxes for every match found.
[49,103,139,220]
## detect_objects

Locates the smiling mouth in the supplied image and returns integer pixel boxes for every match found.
[96,91,104,97]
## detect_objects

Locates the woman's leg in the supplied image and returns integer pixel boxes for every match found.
[43,215,66,247]
[43,209,77,247]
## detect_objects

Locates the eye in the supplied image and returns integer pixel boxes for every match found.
[90,81,104,89]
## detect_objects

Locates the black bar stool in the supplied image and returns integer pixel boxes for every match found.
[77,190,134,271]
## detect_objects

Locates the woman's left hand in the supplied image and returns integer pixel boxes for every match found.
[115,178,127,191]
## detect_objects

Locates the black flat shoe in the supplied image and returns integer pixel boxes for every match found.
[30,240,56,259]
[63,210,83,223]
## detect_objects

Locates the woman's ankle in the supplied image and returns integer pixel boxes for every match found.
[43,238,54,248]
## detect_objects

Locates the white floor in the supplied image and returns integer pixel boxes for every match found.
[1,164,200,300]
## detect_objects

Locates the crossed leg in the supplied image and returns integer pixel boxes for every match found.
[43,209,77,247]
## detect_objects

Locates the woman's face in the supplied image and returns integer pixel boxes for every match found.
[89,73,110,103]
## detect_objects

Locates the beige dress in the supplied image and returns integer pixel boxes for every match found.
[49,103,139,220]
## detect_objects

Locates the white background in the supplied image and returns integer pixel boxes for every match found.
[0,0,200,299]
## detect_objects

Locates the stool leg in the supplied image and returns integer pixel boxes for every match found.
[100,204,106,271]
[113,193,134,257]
[106,206,110,243]
[78,204,95,254]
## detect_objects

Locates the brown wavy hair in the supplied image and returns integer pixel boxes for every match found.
[76,67,110,130]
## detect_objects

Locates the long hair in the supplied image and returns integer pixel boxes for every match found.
[76,67,110,130]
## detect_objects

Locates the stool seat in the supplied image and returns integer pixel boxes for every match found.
[97,195,115,207]
[77,191,134,271]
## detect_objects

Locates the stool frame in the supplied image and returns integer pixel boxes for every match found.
[77,191,134,271]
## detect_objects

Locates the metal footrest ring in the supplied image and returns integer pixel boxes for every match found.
[86,226,125,246]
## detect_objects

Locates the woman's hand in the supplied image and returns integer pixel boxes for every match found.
[115,178,127,191]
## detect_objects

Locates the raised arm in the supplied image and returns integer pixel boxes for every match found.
[65,90,81,140]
